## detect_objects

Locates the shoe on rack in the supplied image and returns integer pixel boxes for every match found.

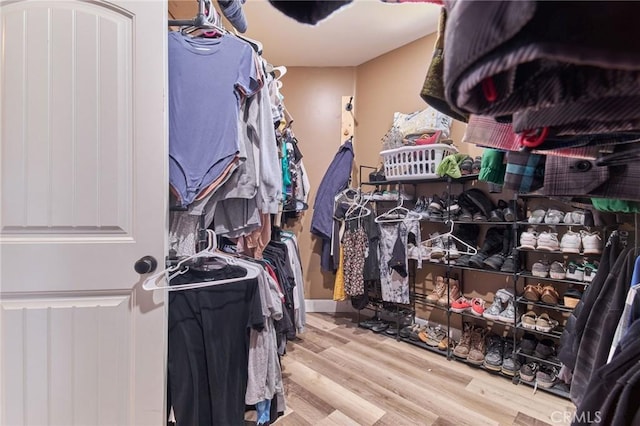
[425,326,447,347]
[483,334,505,371]
[483,229,513,270]
[472,211,488,222]
[563,288,583,309]
[456,254,471,267]
[540,285,560,305]
[500,249,520,273]
[427,277,447,304]
[583,261,599,283]
[450,296,472,313]
[471,156,482,174]
[518,333,538,355]
[560,230,582,254]
[438,336,454,351]
[371,322,390,333]
[532,259,550,278]
[497,299,516,323]
[528,209,546,224]
[458,208,473,221]
[444,237,461,260]
[534,339,556,360]
[535,313,559,332]
[550,261,567,279]
[469,227,505,268]
[521,311,538,330]
[563,210,586,225]
[566,261,585,281]
[495,288,515,303]
[398,324,415,339]
[520,362,539,382]
[470,297,486,316]
[519,229,538,250]
[536,365,559,389]
[581,231,603,254]
[490,200,508,222]
[467,328,487,365]
[438,278,461,307]
[360,317,383,329]
[537,231,560,251]
[460,156,474,175]
[428,194,446,212]
[429,233,446,259]
[544,209,565,225]
[523,283,544,302]
[501,352,522,377]
[410,325,427,341]
[483,297,504,321]
[453,324,473,359]
[503,199,523,222]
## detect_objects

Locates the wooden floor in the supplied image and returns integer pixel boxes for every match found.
[273,312,574,426]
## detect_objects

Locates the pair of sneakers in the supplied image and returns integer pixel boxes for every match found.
[566,260,599,283]
[520,229,561,251]
[560,230,603,254]
[482,289,515,323]
[450,296,485,316]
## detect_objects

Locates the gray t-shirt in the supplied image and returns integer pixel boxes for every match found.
[168,32,260,206]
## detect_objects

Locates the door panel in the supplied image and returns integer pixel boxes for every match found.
[0,1,167,425]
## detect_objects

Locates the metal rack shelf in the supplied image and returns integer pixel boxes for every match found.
[518,272,590,286]
[361,174,480,186]
[516,322,563,339]
[516,296,574,313]
[515,349,562,368]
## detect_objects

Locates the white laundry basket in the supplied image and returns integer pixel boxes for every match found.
[380,144,458,181]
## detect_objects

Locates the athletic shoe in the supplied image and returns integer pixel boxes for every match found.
[520,362,539,383]
[483,334,504,371]
[581,231,603,254]
[519,230,538,249]
[497,300,516,323]
[560,230,582,254]
[450,296,472,313]
[532,260,550,278]
[495,288,515,303]
[566,261,585,281]
[501,352,521,376]
[583,261,599,283]
[470,297,486,316]
[429,233,445,259]
[536,366,559,389]
[483,298,503,321]
[537,231,560,251]
[544,209,565,224]
[550,261,567,279]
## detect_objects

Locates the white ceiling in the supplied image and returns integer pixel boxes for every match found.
[169,0,441,67]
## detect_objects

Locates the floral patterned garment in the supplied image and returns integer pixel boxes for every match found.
[343,228,368,296]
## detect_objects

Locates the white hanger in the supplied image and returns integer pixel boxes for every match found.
[423,221,478,255]
[142,230,261,291]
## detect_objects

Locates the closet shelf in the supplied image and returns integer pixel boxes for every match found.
[413,294,449,311]
[361,174,479,186]
[516,322,564,339]
[515,349,563,368]
[519,272,590,286]
[400,336,449,357]
[517,221,591,228]
[517,377,571,399]
[516,296,575,313]
[424,262,518,277]
[452,310,516,328]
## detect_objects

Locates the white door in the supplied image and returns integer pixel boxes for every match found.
[0,0,167,425]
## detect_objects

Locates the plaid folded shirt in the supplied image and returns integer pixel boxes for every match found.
[503,151,545,193]
[462,115,607,160]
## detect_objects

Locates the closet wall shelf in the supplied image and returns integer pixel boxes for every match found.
[516,296,575,313]
[516,323,563,339]
[519,272,590,286]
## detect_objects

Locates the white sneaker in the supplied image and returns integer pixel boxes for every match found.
[544,209,564,224]
[581,231,602,254]
[560,230,582,254]
[430,233,445,259]
[519,230,538,250]
[566,261,585,281]
[532,260,550,278]
[550,261,567,279]
[537,232,560,251]
[563,210,586,225]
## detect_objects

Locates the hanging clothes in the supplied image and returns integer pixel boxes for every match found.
[311,141,355,272]
[378,223,410,304]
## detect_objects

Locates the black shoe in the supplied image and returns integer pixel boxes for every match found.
[518,333,538,355]
[500,249,520,273]
[534,339,556,360]
[483,229,512,270]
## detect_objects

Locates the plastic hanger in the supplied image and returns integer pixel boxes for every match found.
[422,221,478,255]
[142,230,261,291]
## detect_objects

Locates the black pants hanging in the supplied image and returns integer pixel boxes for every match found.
[168,269,263,426]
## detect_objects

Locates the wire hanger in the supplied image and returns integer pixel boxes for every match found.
[422,220,478,255]
[142,230,261,292]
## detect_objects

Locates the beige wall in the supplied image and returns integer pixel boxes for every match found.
[281,36,484,300]
[280,67,356,300]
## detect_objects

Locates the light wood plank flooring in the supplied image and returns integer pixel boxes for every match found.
[273,312,574,426]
